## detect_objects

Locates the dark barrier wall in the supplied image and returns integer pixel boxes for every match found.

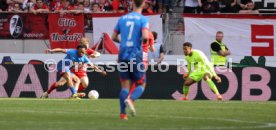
[0,64,275,101]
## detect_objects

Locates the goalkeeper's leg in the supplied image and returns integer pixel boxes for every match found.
[203,73,222,100]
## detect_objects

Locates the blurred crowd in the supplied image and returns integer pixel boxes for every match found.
[182,0,260,14]
[0,0,264,14]
[0,0,175,14]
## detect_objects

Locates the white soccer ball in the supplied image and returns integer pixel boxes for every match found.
[88,90,99,100]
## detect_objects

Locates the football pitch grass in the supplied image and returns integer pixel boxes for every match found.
[0,98,276,130]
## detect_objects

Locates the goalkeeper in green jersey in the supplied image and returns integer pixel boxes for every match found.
[182,42,223,100]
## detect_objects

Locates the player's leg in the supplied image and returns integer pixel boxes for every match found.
[40,77,67,98]
[203,73,222,100]
[182,77,196,100]
[62,72,78,97]
[118,62,131,120]
[120,79,131,120]
[78,76,89,93]
[125,61,146,117]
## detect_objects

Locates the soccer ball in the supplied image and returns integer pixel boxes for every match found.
[88,90,99,100]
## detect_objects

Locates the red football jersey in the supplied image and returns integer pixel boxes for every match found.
[86,48,95,56]
[142,31,154,53]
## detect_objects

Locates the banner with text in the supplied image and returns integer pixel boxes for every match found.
[48,14,84,49]
[0,65,275,101]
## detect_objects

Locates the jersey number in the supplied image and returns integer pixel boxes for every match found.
[126,21,134,40]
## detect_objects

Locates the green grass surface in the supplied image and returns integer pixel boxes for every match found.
[0,98,276,130]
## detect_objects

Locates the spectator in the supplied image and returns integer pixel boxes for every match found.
[111,0,128,13]
[183,0,201,13]
[98,0,113,12]
[8,2,24,12]
[30,0,49,14]
[83,0,91,13]
[218,0,239,13]
[151,0,158,13]
[239,1,259,14]
[0,0,8,11]
[74,0,83,8]
[22,0,35,12]
[175,20,184,32]
[201,0,219,13]
[157,0,167,13]
[91,2,102,13]
[238,0,251,10]
[143,0,153,14]
[148,31,165,64]
[49,0,61,11]
[55,0,74,14]
[117,6,125,13]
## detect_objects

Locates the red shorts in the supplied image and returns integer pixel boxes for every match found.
[74,72,87,79]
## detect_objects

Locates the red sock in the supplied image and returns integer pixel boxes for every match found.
[129,83,136,95]
[47,83,57,94]
[77,85,86,92]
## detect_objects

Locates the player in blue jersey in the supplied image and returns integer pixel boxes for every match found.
[112,0,149,120]
[41,44,105,99]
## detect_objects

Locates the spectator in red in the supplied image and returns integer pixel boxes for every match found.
[74,0,83,9]
[201,0,219,13]
[30,0,49,14]
[49,0,61,11]
[55,0,74,14]
[98,0,113,12]
[143,0,153,14]
[0,0,9,11]
[111,0,128,13]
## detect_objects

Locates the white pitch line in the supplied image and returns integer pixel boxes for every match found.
[1,109,276,130]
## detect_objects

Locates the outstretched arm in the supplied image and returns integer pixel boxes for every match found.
[45,48,67,54]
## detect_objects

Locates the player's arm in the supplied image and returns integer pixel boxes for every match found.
[183,60,191,79]
[45,48,67,54]
[87,62,107,76]
[85,57,107,76]
[157,45,164,64]
[112,19,121,43]
[112,32,120,43]
[36,8,50,13]
[89,51,101,58]
[148,32,155,52]
[142,28,149,45]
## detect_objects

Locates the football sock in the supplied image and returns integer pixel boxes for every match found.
[130,85,144,101]
[120,88,129,114]
[183,85,189,97]
[77,85,85,92]
[206,78,220,95]
[69,86,77,94]
[47,83,57,94]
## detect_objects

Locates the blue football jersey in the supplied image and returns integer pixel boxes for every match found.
[114,12,149,61]
[59,49,91,66]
